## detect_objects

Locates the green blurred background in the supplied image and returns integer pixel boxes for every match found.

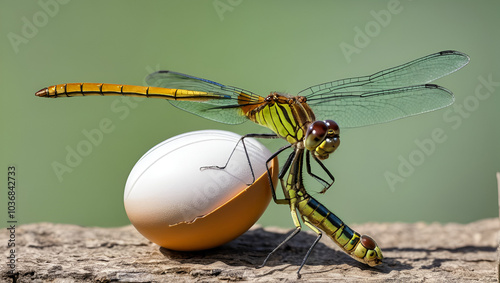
[1,0,499,229]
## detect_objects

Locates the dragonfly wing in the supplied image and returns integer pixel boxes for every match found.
[146,71,263,124]
[299,51,469,96]
[306,84,454,128]
[167,100,248,124]
[299,51,468,127]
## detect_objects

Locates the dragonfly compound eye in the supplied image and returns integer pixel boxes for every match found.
[305,121,328,151]
[324,119,340,136]
[314,136,340,160]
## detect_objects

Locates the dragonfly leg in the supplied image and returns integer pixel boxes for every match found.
[266,145,294,204]
[306,151,335,194]
[200,133,278,185]
[296,220,322,279]
[258,201,302,269]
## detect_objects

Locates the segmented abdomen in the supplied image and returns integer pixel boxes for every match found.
[297,196,383,266]
[35,83,224,101]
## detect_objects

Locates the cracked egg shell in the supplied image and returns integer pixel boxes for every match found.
[124,130,278,251]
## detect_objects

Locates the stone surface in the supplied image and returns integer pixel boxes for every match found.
[1,218,498,282]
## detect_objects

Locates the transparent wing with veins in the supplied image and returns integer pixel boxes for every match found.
[299,50,470,128]
[145,70,264,124]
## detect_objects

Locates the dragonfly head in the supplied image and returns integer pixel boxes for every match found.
[304,120,340,160]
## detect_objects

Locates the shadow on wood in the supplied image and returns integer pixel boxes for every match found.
[1,219,498,282]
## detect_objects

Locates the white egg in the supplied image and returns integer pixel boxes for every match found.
[124,130,278,251]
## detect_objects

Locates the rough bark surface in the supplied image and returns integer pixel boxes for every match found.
[1,218,498,282]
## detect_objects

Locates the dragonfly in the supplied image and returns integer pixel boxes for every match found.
[36,50,469,277]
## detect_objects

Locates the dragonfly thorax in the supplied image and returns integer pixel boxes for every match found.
[304,120,340,160]
[248,92,315,145]
[264,92,308,104]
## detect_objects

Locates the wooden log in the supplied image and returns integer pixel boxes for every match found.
[1,219,498,282]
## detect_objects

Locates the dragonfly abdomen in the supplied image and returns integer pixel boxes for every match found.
[297,195,383,266]
[35,83,225,101]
